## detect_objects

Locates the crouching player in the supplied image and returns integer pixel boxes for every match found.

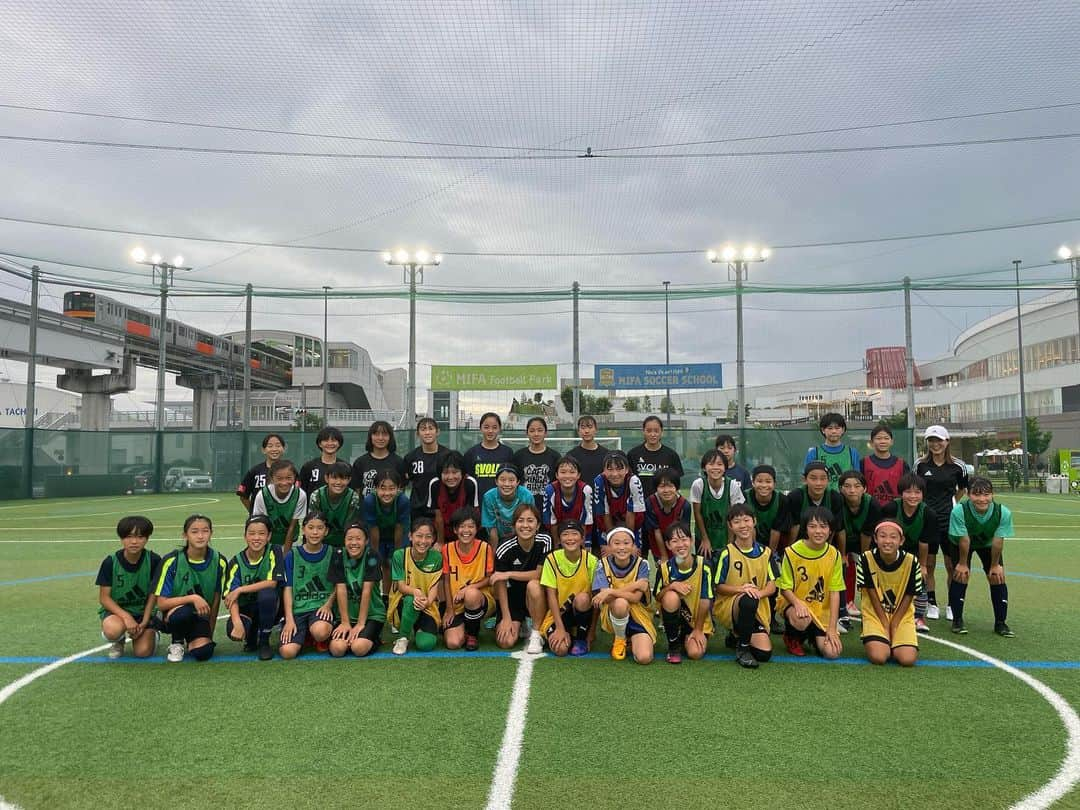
[539,519,598,657]
[97,515,161,659]
[492,504,550,654]
[778,507,843,659]
[224,515,284,661]
[280,512,337,659]
[387,518,443,655]
[858,520,921,666]
[655,522,713,664]
[442,508,495,651]
[592,526,654,664]
[712,505,777,669]
[329,523,385,658]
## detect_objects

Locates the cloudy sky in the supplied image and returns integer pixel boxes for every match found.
[1,1,1079,415]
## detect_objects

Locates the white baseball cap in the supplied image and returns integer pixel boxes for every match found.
[924,425,950,441]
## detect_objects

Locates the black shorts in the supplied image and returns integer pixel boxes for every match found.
[286,610,333,646]
[412,612,438,636]
[164,611,212,643]
[495,583,529,623]
[544,603,576,638]
[626,618,650,638]
[355,619,384,643]
[947,543,1001,573]
[926,517,949,555]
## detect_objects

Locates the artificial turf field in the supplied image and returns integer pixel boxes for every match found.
[0,492,1078,810]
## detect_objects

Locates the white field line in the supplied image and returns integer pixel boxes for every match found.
[0,536,245,544]
[485,651,541,810]
[0,498,221,520]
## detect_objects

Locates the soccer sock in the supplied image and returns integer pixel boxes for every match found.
[463,605,484,637]
[927,590,937,606]
[948,581,967,623]
[989,583,1009,623]
[914,590,928,620]
[662,609,684,649]
[734,594,758,645]
[167,604,196,644]
[572,606,593,641]
[415,631,437,652]
[844,560,856,603]
[399,596,419,638]
[768,593,779,625]
[255,588,279,638]
[610,613,629,639]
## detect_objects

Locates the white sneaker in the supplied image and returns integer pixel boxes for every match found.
[926,603,940,620]
[392,637,409,656]
[945,605,954,621]
[837,619,849,634]
[166,642,186,663]
[390,625,399,634]
[525,630,544,655]
[107,640,125,659]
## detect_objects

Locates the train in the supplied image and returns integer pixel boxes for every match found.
[62,290,292,380]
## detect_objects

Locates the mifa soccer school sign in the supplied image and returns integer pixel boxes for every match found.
[594,363,723,390]
[430,364,558,391]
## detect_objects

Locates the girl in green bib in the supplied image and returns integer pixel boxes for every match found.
[280,511,338,659]
[329,523,385,658]
[153,514,227,663]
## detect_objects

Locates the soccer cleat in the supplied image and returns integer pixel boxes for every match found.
[611,637,627,661]
[484,616,497,631]
[107,640,125,660]
[736,647,759,669]
[465,634,480,652]
[951,620,968,635]
[783,633,805,657]
[166,642,186,663]
[945,605,954,621]
[770,617,784,635]
[525,630,544,655]
[915,617,930,634]
[845,601,861,618]
[837,617,850,634]
[724,632,737,650]
[392,637,410,656]
[570,639,588,657]
[258,642,274,661]
[926,603,940,620]
[994,622,1015,638]
[666,648,683,664]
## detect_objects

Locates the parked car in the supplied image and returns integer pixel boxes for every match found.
[164,467,214,491]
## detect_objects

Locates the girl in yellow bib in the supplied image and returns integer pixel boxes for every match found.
[777,506,844,659]
[712,504,777,669]
[858,520,921,667]
[441,507,494,651]
[655,522,713,664]
[540,519,598,656]
[591,526,654,664]
[387,518,443,655]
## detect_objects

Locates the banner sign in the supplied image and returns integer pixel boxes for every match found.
[594,363,723,390]
[431,364,558,391]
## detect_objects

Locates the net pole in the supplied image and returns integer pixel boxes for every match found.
[241,283,252,476]
[572,281,580,423]
[23,265,40,498]
[904,276,916,463]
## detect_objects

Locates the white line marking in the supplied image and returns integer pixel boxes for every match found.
[485,650,542,810]
[0,498,221,520]
[0,535,245,544]
[0,643,111,707]
[0,796,25,809]
[920,633,1080,809]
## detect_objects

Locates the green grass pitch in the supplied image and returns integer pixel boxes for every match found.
[0,492,1078,809]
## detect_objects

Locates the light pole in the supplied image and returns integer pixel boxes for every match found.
[383,249,441,420]
[707,244,770,433]
[663,280,671,421]
[1054,245,1080,354]
[322,285,330,424]
[1013,259,1029,486]
[131,247,191,431]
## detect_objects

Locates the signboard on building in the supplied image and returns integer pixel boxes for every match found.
[593,363,723,390]
[430,364,558,391]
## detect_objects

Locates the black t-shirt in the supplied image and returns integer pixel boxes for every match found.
[626,443,684,498]
[299,457,348,495]
[495,533,553,588]
[784,487,846,538]
[95,549,162,586]
[463,443,515,499]
[566,444,609,490]
[402,444,451,512]
[914,459,969,528]
[512,446,562,504]
[237,461,271,508]
[351,452,406,497]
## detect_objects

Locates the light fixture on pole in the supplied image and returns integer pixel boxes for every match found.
[322,286,331,424]
[1053,245,1080,352]
[663,280,671,421]
[707,244,770,433]
[383,249,442,420]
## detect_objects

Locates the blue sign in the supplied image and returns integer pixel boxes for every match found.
[594,363,723,390]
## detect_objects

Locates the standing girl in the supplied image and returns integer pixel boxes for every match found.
[543,456,594,546]
[426,451,479,546]
[481,464,536,544]
[690,449,745,558]
[512,416,562,510]
[153,514,227,663]
[592,451,646,555]
[463,412,514,500]
[351,420,405,497]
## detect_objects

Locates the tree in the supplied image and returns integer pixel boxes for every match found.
[593,396,612,415]
[726,399,737,421]
[884,409,908,429]
[623,396,641,412]
[560,386,575,413]
[533,392,544,404]
[293,409,324,431]
[642,395,652,412]
[660,396,673,414]
[1026,416,1053,462]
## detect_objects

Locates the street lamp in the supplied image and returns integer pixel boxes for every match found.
[322,285,331,424]
[383,249,442,419]
[708,244,770,433]
[1053,245,1080,355]
[130,247,191,432]
[1013,259,1029,486]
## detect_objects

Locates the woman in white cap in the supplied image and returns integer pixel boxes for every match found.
[915,425,969,621]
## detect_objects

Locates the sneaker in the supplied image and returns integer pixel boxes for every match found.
[926,603,940,620]
[570,640,588,657]
[465,634,479,652]
[915,617,930,634]
[845,601,861,618]
[390,625,399,635]
[736,647,759,669]
[525,631,544,655]
[994,622,1015,638]
[770,617,784,635]
[392,637,410,656]
[666,647,683,664]
[783,633,805,657]
[258,641,273,661]
[484,616,497,631]
[107,640,125,659]
[611,637,627,661]
[951,620,968,635]
[837,617,850,634]
[166,642,185,663]
[945,605,954,621]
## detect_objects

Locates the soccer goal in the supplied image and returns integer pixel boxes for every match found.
[502,435,622,454]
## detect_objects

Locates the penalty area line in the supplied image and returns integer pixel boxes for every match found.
[485,650,541,810]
